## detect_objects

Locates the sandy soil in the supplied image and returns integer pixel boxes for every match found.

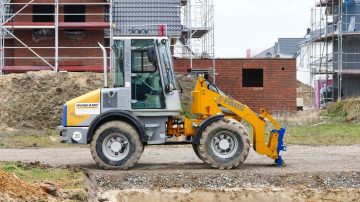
[0,171,49,201]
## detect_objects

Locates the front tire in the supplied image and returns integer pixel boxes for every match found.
[90,121,143,170]
[198,118,250,169]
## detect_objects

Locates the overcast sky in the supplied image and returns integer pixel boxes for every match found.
[214,0,315,58]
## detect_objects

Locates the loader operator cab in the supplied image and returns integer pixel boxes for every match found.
[112,37,179,111]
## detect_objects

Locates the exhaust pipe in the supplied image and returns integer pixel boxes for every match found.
[98,42,108,88]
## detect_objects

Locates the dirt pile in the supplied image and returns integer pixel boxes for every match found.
[297,80,313,107]
[0,171,48,201]
[0,71,103,129]
[323,98,360,123]
[175,73,197,117]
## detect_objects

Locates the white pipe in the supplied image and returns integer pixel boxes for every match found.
[98,42,108,88]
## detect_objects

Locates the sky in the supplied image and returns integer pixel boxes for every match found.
[214,0,315,58]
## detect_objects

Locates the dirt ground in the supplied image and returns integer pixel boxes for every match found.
[81,145,359,202]
[0,145,359,172]
[0,145,359,201]
[0,171,49,201]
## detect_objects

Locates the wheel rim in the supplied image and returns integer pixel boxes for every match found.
[102,133,130,161]
[210,131,238,158]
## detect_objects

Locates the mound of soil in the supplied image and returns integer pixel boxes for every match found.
[0,71,196,129]
[297,80,313,107]
[0,171,48,201]
[323,98,360,123]
[176,74,196,117]
[0,71,103,129]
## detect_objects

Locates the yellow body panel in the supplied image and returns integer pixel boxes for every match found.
[66,89,101,126]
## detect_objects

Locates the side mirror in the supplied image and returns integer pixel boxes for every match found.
[147,46,157,64]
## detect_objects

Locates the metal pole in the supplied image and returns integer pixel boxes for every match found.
[189,0,193,70]
[0,0,4,75]
[55,0,59,72]
[325,5,329,104]
[331,0,335,102]
[338,0,343,100]
[211,0,215,83]
[109,0,114,73]
[98,42,108,88]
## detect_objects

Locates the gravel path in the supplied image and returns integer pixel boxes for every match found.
[0,145,359,172]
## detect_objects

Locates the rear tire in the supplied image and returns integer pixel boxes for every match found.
[90,121,143,170]
[198,118,250,169]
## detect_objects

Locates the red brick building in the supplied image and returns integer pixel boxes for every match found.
[174,58,297,112]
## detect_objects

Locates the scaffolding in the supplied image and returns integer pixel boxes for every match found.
[307,0,360,107]
[0,0,113,74]
[0,0,215,79]
[176,0,215,82]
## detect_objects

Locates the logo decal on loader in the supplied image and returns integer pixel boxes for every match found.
[217,96,245,111]
[75,103,100,115]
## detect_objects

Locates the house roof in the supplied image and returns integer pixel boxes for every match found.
[253,46,275,58]
[277,38,305,57]
[113,0,183,37]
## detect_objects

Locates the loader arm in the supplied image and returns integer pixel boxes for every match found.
[191,77,286,166]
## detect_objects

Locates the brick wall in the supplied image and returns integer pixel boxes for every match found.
[8,0,106,67]
[174,58,297,113]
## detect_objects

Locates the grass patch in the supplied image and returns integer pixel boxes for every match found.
[0,130,83,148]
[243,122,360,146]
[285,123,360,145]
[322,99,360,123]
[0,162,84,189]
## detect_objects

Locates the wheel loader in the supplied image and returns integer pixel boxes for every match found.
[58,36,286,170]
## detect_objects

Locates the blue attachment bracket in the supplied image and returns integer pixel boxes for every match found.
[273,128,286,167]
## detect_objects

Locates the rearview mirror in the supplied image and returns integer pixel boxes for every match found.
[147,46,157,64]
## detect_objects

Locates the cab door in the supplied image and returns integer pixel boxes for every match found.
[130,39,166,109]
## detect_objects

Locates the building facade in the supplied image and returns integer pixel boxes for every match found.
[174,58,297,112]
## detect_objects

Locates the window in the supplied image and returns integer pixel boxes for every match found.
[64,5,85,39]
[131,40,156,73]
[158,39,177,90]
[114,40,124,87]
[242,69,263,87]
[131,51,156,73]
[32,5,54,42]
[33,5,54,22]
[130,39,165,109]
[64,5,85,22]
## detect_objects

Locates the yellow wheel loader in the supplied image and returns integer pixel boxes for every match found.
[58,37,286,170]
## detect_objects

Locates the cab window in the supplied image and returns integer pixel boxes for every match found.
[131,39,166,109]
[113,40,125,87]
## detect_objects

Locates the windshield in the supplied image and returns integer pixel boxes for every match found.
[157,39,177,89]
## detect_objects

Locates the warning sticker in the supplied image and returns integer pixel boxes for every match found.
[75,103,100,115]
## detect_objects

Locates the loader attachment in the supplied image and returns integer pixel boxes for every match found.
[273,128,286,167]
[260,109,287,167]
